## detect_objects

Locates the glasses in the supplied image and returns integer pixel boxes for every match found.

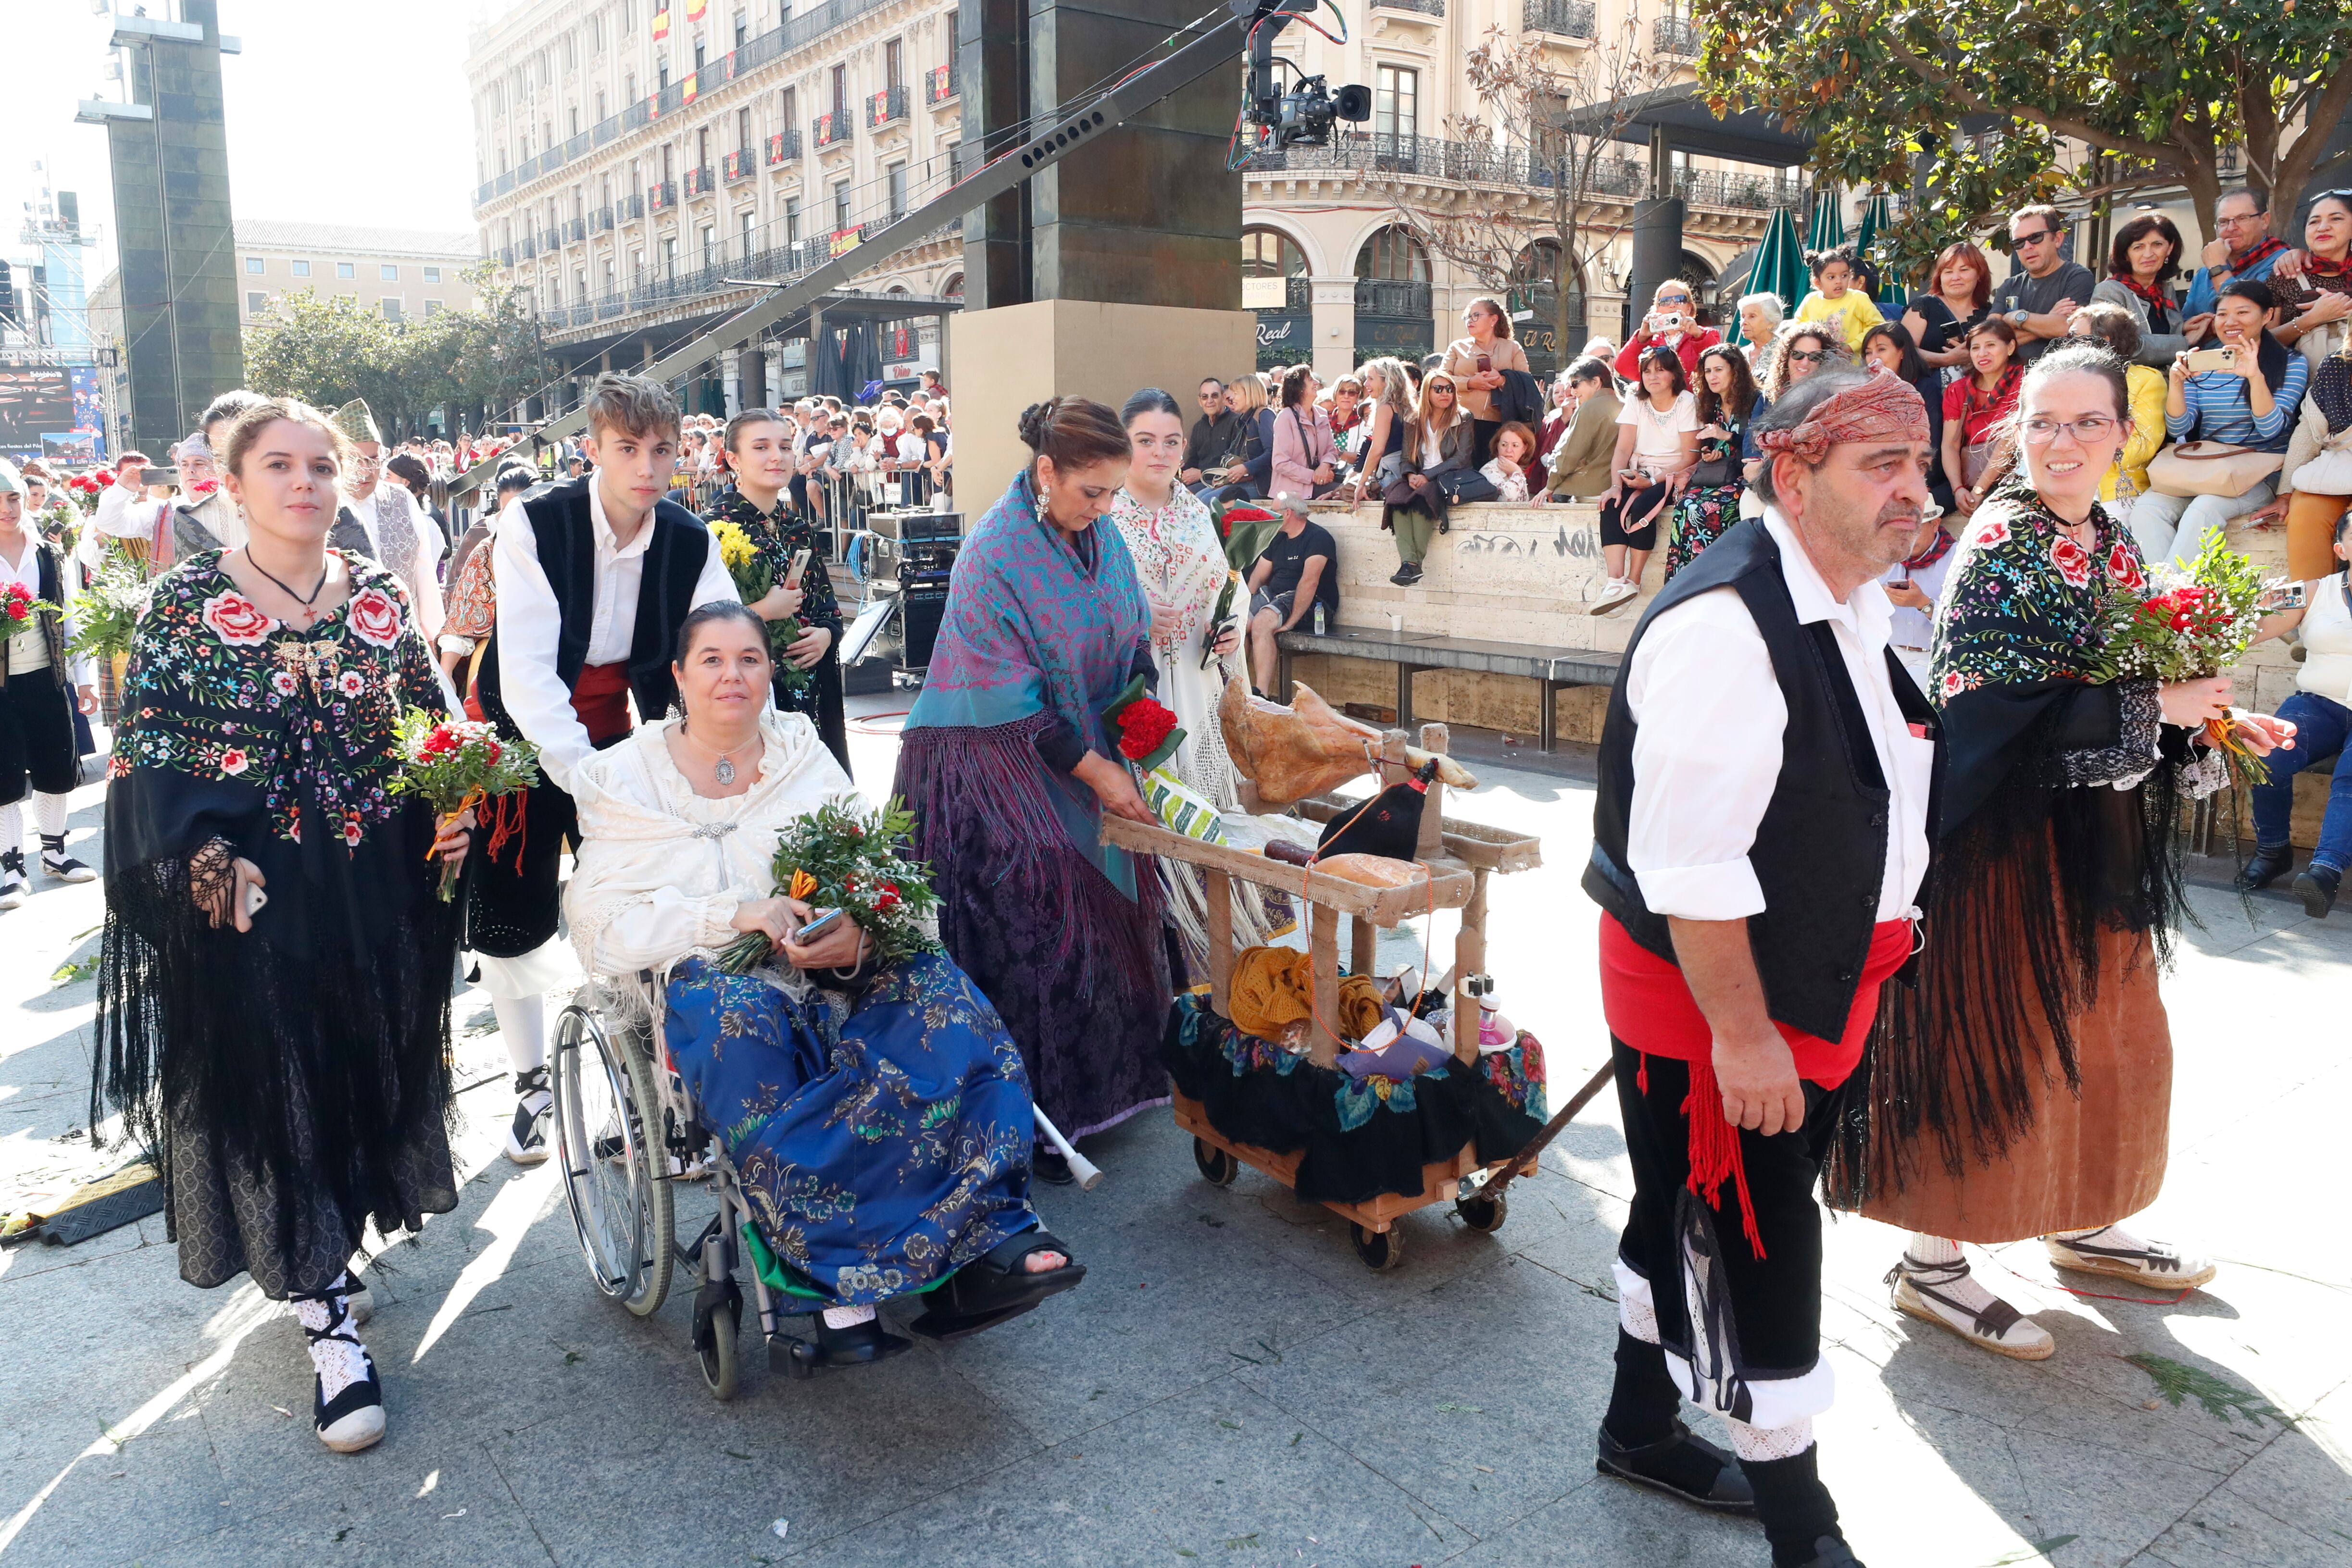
[2013,229,2056,247]
[1787,348,1828,364]
[2021,414,2118,443]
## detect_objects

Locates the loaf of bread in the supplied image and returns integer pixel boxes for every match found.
[1310,853,1427,889]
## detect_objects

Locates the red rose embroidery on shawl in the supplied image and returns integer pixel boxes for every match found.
[201,592,276,647]
[347,587,403,647]
[2049,533,2093,588]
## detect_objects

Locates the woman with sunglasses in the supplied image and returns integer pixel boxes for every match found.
[1614,276,1723,384]
[1844,343,2293,1361]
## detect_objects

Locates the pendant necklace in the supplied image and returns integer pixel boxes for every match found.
[247,553,330,624]
[682,722,751,785]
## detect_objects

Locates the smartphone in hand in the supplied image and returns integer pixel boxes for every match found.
[785,547,813,588]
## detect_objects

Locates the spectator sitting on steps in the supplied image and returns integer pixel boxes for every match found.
[1245,493,1338,697]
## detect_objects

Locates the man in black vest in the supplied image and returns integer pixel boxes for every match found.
[0,459,100,910]
[1581,371,1939,1568]
[470,373,738,1163]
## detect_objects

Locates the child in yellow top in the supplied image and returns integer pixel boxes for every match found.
[1792,243,1887,352]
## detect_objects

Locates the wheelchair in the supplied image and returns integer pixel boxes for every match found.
[547,969,1077,1400]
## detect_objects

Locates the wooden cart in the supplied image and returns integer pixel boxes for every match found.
[1101,724,1544,1269]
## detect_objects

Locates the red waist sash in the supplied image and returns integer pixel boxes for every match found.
[571,660,633,746]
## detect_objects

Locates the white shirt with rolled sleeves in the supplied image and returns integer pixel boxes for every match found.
[489,480,739,795]
[1625,506,1932,927]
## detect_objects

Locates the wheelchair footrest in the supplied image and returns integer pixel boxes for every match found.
[903,1299,1038,1343]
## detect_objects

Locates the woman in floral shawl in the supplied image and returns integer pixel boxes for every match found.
[1107,388,1289,978]
[1832,346,2295,1362]
[894,398,1173,1177]
[90,400,472,1455]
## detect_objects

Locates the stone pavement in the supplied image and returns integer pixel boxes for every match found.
[4,709,2349,1568]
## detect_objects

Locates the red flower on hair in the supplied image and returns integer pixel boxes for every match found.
[1115,697,1179,760]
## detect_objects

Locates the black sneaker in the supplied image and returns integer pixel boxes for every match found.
[1595,1421,1756,1514]
[505,1065,551,1166]
[2293,864,2340,919]
[2236,843,2293,892]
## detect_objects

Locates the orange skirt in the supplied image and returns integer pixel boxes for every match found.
[1859,923,2171,1242]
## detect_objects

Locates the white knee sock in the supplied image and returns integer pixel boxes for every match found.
[1902,1232,2011,1317]
[821,1303,876,1329]
[1906,1233,1964,1268]
[32,792,67,839]
[492,994,548,1080]
[0,802,19,857]
[1727,1416,1813,1462]
[293,1285,372,1400]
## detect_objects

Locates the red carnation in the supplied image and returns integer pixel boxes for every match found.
[482,738,501,765]
[1116,698,1178,760]
[875,883,902,912]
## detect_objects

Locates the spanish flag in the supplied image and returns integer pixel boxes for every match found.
[681,72,698,104]
[686,0,708,17]
[651,6,670,40]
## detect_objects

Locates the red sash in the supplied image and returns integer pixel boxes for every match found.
[570,660,633,746]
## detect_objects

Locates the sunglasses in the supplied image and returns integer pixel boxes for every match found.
[2013,229,2056,247]
[1787,348,1828,364]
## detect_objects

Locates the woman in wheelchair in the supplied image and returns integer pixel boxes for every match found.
[563,601,1085,1367]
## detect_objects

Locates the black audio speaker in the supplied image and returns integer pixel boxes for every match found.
[901,585,950,668]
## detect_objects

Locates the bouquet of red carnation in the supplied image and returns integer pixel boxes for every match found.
[716,796,942,972]
[0,582,58,638]
[388,709,543,898]
[2090,531,2271,784]
[1213,499,1281,572]
[1102,673,1184,772]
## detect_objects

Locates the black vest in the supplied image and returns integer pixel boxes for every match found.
[474,477,713,739]
[1,538,71,691]
[1582,520,1939,1042]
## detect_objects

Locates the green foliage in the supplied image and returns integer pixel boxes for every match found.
[387,709,543,815]
[241,263,547,437]
[719,796,944,971]
[2124,1353,2295,1429]
[67,546,148,665]
[1694,0,2352,285]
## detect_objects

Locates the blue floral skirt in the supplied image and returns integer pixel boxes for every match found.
[663,952,1039,1305]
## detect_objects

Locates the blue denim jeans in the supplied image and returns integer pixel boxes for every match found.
[2250,689,2352,872]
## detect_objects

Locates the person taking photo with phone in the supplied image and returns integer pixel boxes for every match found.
[710,407,849,773]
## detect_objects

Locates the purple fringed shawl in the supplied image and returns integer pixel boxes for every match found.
[901,471,1149,896]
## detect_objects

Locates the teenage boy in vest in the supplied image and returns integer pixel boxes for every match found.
[471,373,738,1163]
[1582,371,1939,1568]
[0,459,100,909]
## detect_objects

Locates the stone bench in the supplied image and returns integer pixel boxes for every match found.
[1274,624,1624,753]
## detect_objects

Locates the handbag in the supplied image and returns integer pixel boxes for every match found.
[2147,440,2285,498]
[1289,410,1342,499]
[1436,468,1499,505]
[1374,450,1405,487]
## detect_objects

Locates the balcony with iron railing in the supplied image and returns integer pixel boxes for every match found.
[1370,0,1444,15]
[618,192,645,221]
[683,164,716,198]
[724,149,756,182]
[866,85,909,129]
[767,129,803,164]
[498,245,516,267]
[1654,15,1699,56]
[926,63,958,106]
[1523,0,1595,38]
[1244,133,1809,212]
[470,0,906,209]
[1355,277,1433,319]
[649,179,677,212]
[563,218,588,244]
[519,235,538,259]
[813,111,850,149]
[589,205,616,234]
[540,227,562,251]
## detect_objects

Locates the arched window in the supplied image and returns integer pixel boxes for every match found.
[940,271,964,300]
[1511,239,1566,290]
[1355,225,1430,283]
[1241,226,1306,278]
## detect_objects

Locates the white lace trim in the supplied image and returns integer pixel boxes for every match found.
[1728,1416,1813,1462]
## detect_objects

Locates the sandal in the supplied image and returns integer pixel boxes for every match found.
[939,1228,1085,1320]
[805,1313,914,1369]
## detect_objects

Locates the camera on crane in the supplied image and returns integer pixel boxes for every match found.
[1265,75,1371,147]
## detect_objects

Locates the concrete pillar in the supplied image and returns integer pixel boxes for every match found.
[1308,274,1356,382]
[741,348,767,410]
[721,348,742,416]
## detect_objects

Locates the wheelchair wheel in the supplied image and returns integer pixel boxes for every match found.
[695,1283,742,1402]
[550,992,676,1318]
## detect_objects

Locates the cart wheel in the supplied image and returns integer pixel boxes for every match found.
[1193,1137,1239,1188]
[1351,1222,1405,1271]
[695,1283,742,1402]
[1455,1191,1509,1233]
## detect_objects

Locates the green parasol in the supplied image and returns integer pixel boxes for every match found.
[1852,192,1910,311]
[1726,205,1810,346]
[1805,187,1847,255]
